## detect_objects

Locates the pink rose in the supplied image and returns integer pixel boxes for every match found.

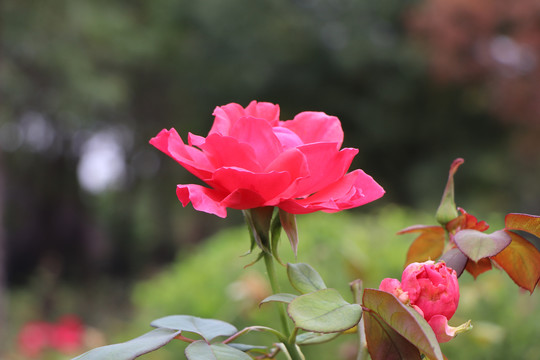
[379,261,462,343]
[17,316,85,357]
[17,321,52,358]
[150,101,384,217]
[50,315,85,354]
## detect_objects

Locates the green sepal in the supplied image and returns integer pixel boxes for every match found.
[270,210,285,265]
[279,209,299,258]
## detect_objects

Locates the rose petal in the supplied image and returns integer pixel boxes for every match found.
[209,103,247,136]
[272,127,304,150]
[294,144,358,197]
[150,128,214,180]
[379,278,401,293]
[199,134,262,172]
[244,100,280,125]
[210,101,280,136]
[187,133,206,147]
[176,184,228,218]
[220,188,268,210]
[230,116,283,168]
[211,167,293,203]
[281,111,344,148]
[278,169,385,214]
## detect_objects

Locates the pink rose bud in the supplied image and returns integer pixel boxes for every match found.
[400,261,459,322]
[379,261,467,342]
[150,101,385,218]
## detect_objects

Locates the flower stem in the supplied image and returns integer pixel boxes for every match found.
[263,251,304,360]
[263,252,290,336]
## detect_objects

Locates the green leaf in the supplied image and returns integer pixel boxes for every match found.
[362,289,443,360]
[363,310,421,360]
[296,331,340,345]
[185,341,252,360]
[72,328,181,360]
[454,229,512,262]
[260,293,297,306]
[492,230,540,293]
[435,158,464,225]
[287,288,362,333]
[287,263,327,294]
[505,213,540,238]
[279,209,299,257]
[226,343,268,353]
[150,315,237,342]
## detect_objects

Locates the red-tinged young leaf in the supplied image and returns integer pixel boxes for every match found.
[363,310,422,360]
[362,289,444,360]
[398,225,444,235]
[446,209,489,233]
[454,229,512,262]
[435,158,464,225]
[403,228,446,266]
[505,213,540,238]
[464,258,492,279]
[492,231,540,293]
[439,248,468,277]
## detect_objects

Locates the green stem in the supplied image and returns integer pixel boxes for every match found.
[263,252,304,360]
[263,251,291,337]
[356,316,368,360]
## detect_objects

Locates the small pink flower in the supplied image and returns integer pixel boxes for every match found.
[17,315,85,357]
[379,261,465,342]
[150,101,384,218]
[50,315,85,354]
[17,321,52,358]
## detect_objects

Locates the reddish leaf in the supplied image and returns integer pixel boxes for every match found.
[363,289,444,360]
[464,258,492,279]
[398,225,444,235]
[492,231,540,293]
[363,311,421,360]
[454,229,511,262]
[439,248,468,277]
[446,209,489,233]
[398,226,446,266]
[505,213,540,238]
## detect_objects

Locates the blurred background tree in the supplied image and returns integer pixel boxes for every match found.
[1,0,539,355]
